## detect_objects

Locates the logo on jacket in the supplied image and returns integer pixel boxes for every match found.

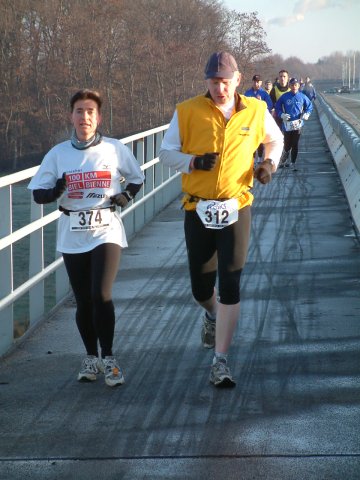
[68,191,84,199]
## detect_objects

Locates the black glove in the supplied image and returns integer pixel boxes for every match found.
[193,153,219,171]
[110,191,133,208]
[54,173,67,199]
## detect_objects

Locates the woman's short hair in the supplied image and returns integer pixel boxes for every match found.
[70,89,102,111]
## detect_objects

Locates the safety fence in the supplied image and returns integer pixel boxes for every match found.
[0,124,180,356]
[316,95,360,233]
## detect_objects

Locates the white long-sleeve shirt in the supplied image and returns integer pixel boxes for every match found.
[28,137,144,253]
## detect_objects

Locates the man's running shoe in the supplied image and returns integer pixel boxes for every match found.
[102,356,125,387]
[77,355,102,382]
[201,314,216,349]
[209,358,236,388]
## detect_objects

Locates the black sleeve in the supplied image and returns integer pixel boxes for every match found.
[33,188,58,204]
[126,183,143,198]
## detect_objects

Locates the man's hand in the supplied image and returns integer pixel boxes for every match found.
[254,160,273,185]
[110,191,133,208]
[303,112,310,120]
[281,113,290,121]
[193,152,219,171]
[54,173,67,199]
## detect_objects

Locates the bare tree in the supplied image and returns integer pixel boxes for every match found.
[0,0,28,169]
[7,1,352,173]
[224,11,271,86]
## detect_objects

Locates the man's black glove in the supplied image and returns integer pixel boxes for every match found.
[254,159,273,185]
[110,190,133,208]
[193,152,219,171]
[54,173,67,199]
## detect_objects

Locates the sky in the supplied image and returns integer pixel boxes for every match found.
[222,0,359,64]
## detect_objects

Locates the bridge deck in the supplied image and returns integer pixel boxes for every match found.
[1,107,360,479]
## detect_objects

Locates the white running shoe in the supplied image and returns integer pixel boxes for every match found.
[102,356,125,387]
[77,355,102,382]
[209,358,236,388]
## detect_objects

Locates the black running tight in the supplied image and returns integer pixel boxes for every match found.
[184,206,251,305]
[62,243,121,357]
[283,130,301,162]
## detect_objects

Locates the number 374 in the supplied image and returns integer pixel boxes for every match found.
[78,210,103,226]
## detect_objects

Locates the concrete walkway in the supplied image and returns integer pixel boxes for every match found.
[1,108,360,479]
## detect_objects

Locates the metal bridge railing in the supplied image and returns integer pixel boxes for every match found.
[0,124,181,356]
[316,95,360,234]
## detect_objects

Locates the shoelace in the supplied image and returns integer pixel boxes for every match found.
[83,357,98,372]
[104,359,120,376]
[214,360,230,376]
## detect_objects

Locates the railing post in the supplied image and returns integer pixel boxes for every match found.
[145,135,155,222]
[134,139,145,233]
[0,186,14,354]
[29,202,45,325]
[155,131,165,211]
[55,254,70,304]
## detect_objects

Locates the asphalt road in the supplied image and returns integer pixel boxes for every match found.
[322,92,360,134]
[1,107,360,479]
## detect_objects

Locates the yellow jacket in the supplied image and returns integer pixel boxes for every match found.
[177,92,266,211]
[273,84,290,101]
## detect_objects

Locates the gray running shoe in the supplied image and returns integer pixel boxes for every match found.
[77,355,102,382]
[209,359,236,388]
[201,314,216,349]
[102,356,125,387]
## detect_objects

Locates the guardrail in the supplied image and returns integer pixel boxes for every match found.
[0,125,180,356]
[317,94,360,171]
[316,95,360,233]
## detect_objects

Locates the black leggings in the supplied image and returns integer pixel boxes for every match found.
[63,243,121,357]
[284,130,301,163]
[184,206,251,305]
